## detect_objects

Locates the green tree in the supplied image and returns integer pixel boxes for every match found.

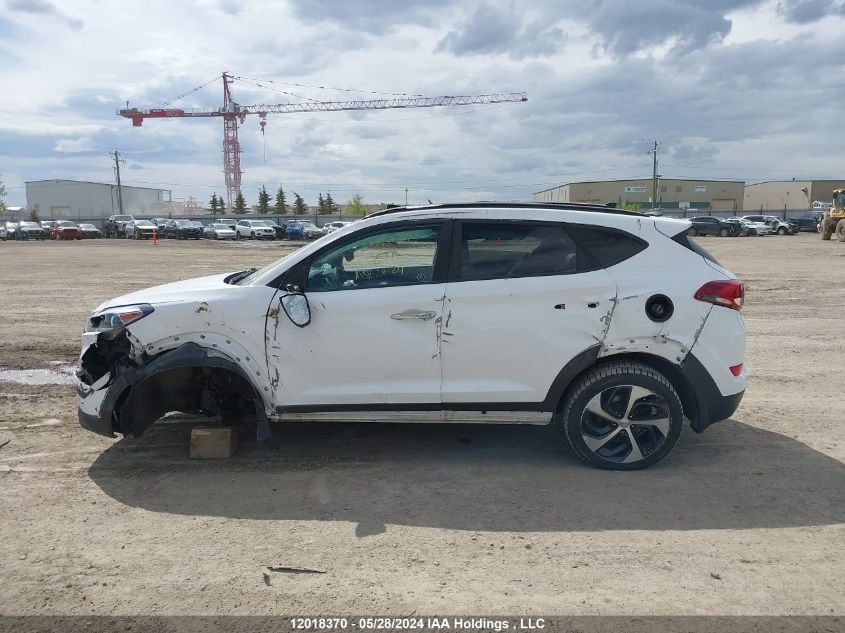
[293,193,307,215]
[29,208,40,222]
[274,185,287,214]
[257,186,271,214]
[0,174,7,214]
[234,191,247,214]
[345,193,368,216]
[325,192,338,214]
[317,193,326,214]
[209,193,220,214]
[621,201,642,212]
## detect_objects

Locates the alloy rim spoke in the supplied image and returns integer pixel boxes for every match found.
[648,416,672,436]
[585,395,618,424]
[624,386,652,419]
[583,426,623,452]
[623,429,645,463]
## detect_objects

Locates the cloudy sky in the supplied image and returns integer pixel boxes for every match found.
[1,0,843,207]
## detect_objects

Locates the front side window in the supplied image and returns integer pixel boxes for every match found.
[308,223,443,291]
[457,222,580,281]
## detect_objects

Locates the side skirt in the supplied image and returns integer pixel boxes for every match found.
[276,411,553,425]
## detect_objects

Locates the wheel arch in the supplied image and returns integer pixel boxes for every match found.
[550,348,699,427]
[105,342,269,437]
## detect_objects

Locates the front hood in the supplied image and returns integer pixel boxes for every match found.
[94,272,236,313]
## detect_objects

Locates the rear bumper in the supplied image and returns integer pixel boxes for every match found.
[681,353,744,432]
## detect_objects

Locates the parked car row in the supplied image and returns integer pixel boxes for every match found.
[688,215,800,237]
[101,215,345,241]
[2,220,102,240]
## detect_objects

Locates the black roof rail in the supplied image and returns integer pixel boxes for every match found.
[364,201,648,220]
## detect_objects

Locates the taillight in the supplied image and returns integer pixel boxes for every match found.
[729,364,744,377]
[694,279,744,311]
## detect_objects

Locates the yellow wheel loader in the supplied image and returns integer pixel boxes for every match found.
[821,189,845,241]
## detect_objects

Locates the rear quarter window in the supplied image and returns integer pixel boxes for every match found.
[565,225,648,269]
[671,230,721,265]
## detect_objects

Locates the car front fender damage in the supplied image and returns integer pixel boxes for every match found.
[78,337,269,439]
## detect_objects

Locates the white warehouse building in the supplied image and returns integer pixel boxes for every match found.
[25,179,172,220]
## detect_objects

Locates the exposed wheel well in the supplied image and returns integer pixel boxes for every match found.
[555,352,699,426]
[116,365,259,437]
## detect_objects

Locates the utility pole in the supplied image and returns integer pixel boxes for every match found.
[405,188,408,206]
[649,140,660,212]
[110,150,125,214]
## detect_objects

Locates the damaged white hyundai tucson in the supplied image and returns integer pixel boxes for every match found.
[78,203,746,470]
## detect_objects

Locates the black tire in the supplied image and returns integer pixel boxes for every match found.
[719,228,729,237]
[250,231,256,239]
[837,219,845,243]
[688,227,697,237]
[561,362,684,471]
[777,227,787,235]
[821,217,833,240]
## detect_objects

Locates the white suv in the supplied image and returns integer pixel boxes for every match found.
[235,219,276,240]
[77,203,747,470]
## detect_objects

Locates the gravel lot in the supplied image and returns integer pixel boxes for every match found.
[0,234,843,617]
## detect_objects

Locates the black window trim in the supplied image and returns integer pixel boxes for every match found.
[273,218,453,292]
[448,218,648,283]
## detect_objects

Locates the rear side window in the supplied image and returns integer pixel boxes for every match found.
[457,222,581,281]
[565,225,648,269]
[671,230,721,265]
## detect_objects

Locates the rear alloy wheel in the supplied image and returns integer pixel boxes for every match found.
[562,362,684,470]
[719,227,729,237]
[837,219,845,242]
[688,227,697,236]
[777,226,787,235]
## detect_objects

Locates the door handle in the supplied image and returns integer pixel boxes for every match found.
[391,310,437,321]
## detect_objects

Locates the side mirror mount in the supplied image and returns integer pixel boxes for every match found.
[280,292,311,327]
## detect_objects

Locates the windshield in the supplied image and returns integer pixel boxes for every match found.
[835,191,845,211]
[210,224,230,230]
[114,215,133,222]
[80,224,95,229]
[136,221,154,227]
[175,220,191,226]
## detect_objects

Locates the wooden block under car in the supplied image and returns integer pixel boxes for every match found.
[190,427,238,459]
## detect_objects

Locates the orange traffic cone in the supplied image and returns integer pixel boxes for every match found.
[152,228,158,245]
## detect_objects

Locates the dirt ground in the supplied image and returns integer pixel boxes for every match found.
[0,234,843,618]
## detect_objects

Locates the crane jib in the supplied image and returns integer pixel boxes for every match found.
[116,72,527,211]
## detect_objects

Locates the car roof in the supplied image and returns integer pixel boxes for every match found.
[365,201,647,220]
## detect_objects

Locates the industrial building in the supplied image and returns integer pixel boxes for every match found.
[744,180,845,212]
[533,178,745,212]
[25,179,172,220]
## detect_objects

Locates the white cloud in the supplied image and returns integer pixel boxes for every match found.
[53,137,95,153]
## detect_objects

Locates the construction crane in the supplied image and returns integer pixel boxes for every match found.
[118,72,528,210]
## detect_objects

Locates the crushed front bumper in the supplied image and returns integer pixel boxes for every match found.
[77,330,117,437]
